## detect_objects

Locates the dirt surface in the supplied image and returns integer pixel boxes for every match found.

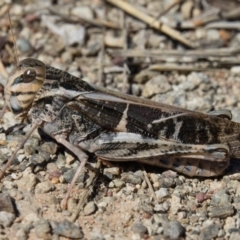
[1,0,240,239]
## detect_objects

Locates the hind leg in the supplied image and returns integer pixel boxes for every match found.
[88,132,230,177]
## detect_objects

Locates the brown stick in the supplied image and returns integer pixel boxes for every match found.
[149,64,217,72]
[109,47,240,58]
[106,0,195,48]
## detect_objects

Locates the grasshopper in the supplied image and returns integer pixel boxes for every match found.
[0,57,240,207]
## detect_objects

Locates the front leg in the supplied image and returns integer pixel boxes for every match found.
[52,134,89,209]
[42,106,103,209]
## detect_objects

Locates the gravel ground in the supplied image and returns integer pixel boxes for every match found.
[1,1,240,239]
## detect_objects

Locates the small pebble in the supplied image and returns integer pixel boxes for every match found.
[199,224,219,240]
[16,174,38,192]
[35,181,55,194]
[113,179,125,188]
[141,203,154,214]
[34,219,51,239]
[132,222,148,235]
[84,201,97,216]
[142,75,172,97]
[63,168,85,184]
[52,219,83,239]
[163,220,185,239]
[0,193,16,214]
[40,142,58,155]
[0,211,15,227]
[208,205,234,218]
[15,228,28,240]
[71,6,94,20]
[30,153,46,165]
[121,172,142,185]
[23,213,40,223]
[67,198,78,214]
[155,188,170,202]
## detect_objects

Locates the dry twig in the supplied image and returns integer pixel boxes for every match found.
[149,64,218,72]
[49,7,120,29]
[109,47,240,58]
[106,0,195,48]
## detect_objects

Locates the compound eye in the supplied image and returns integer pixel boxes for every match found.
[23,68,36,83]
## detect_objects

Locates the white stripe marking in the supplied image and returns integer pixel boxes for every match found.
[114,104,129,131]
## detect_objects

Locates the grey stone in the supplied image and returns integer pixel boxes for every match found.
[208,205,234,218]
[103,167,121,180]
[34,219,51,239]
[159,177,175,188]
[35,181,55,194]
[132,222,148,235]
[63,168,85,184]
[163,220,185,239]
[142,75,172,97]
[40,142,58,155]
[210,189,230,205]
[230,232,240,240]
[140,203,153,214]
[121,172,142,185]
[97,201,108,212]
[46,162,58,172]
[113,179,125,188]
[131,83,142,96]
[55,154,66,169]
[23,213,40,223]
[231,66,240,74]
[61,51,73,64]
[0,211,15,227]
[25,137,40,149]
[162,170,178,178]
[0,193,16,214]
[103,167,120,176]
[133,70,159,84]
[12,222,32,234]
[16,174,38,192]
[67,198,78,214]
[17,37,32,53]
[30,153,46,165]
[151,214,168,235]
[41,15,86,46]
[52,219,83,238]
[38,150,51,163]
[15,228,28,240]
[71,6,94,20]
[206,29,220,41]
[8,189,24,201]
[199,224,219,240]
[82,40,101,56]
[0,149,9,164]
[90,232,105,240]
[43,195,58,206]
[154,202,169,213]
[155,188,170,202]
[24,144,36,155]
[83,201,97,216]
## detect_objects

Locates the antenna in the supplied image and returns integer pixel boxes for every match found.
[7,11,19,66]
